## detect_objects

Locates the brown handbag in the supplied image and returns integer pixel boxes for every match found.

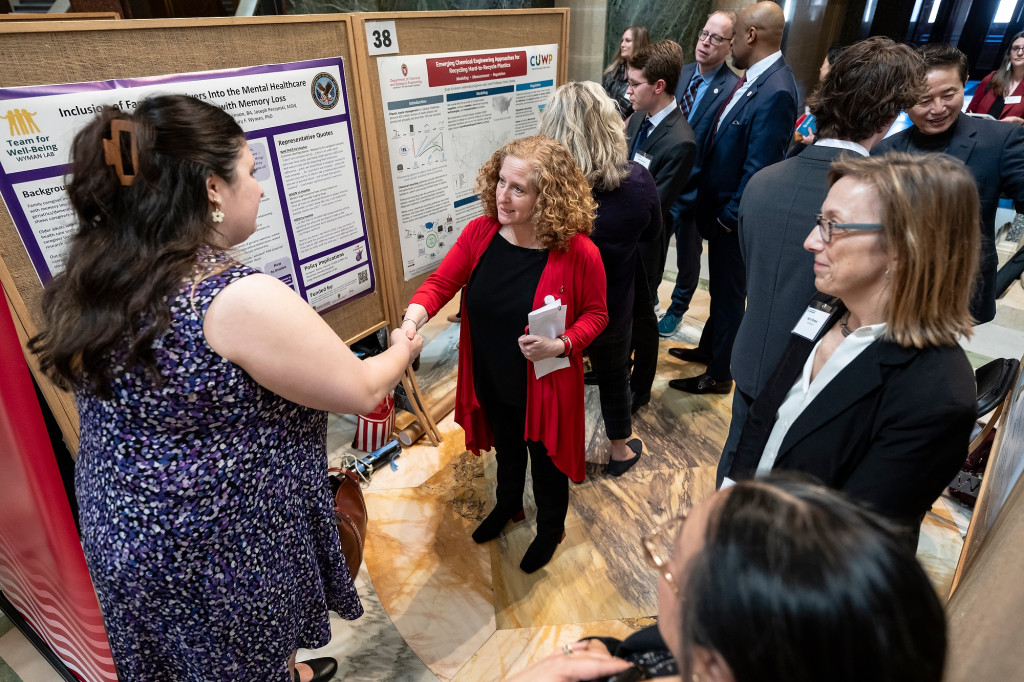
[331,470,367,578]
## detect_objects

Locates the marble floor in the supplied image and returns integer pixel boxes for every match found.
[0,278,996,681]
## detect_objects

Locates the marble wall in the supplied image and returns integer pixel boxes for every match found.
[604,0,715,69]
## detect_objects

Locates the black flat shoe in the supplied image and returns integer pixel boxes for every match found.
[668,347,713,364]
[293,657,338,682]
[630,391,651,415]
[605,438,642,476]
[668,373,733,395]
[583,371,599,385]
[472,506,525,543]
[520,530,567,573]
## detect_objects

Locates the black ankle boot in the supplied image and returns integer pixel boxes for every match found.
[472,506,525,543]
[519,530,566,573]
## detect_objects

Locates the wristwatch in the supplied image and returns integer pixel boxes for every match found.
[556,334,572,358]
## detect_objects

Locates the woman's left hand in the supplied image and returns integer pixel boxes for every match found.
[1002,115,1024,126]
[518,334,565,362]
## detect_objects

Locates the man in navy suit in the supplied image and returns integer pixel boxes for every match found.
[623,40,697,411]
[717,37,926,484]
[657,10,740,338]
[873,43,1024,324]
[669,1,798,395]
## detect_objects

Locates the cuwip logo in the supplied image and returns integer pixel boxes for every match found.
[529,54,554,67]
[2,108,42,136]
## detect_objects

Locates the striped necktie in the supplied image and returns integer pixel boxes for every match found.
[680,72,702,119]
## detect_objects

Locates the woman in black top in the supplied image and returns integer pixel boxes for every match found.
[602,25,650,120]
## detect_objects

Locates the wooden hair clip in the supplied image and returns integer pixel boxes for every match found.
[103,118,139,186]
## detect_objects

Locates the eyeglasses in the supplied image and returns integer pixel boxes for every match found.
[815,214,883,243]
[698,29,733,46]
[1012,45,1024,54]
[627,79,652,89]
[642,513,687,596]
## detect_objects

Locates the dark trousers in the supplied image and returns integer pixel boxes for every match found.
[717,387,753,487]
[629,259,659,399]
[588,324,633,441]
[666,212,702,318]
[698,228,746,381]
[638,213,675,305]
[483,397,569,537]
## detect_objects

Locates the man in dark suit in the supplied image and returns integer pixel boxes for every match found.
[623,40,697,410]
[669,1,797,395]
[873,43,1024,324]
[715,37,926,484]
[657,10,741,338]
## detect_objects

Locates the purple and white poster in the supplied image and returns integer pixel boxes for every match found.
[0,57,374,314]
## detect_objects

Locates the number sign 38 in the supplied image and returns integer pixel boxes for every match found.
[366,20,400,55]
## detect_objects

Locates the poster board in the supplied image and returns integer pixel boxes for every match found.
[0,16,391,452]
[348,9,569,324]
[0,12,119,21]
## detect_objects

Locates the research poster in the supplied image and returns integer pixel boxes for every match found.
[0,57,374,314]
[377,44,558,280]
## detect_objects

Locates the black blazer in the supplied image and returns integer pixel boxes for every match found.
[626,105,697,227]
[873,112,1024,323]
[730,303,977,525]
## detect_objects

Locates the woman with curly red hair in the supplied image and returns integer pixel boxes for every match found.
[402,135,608,573]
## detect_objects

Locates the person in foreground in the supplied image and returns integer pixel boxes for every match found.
[727,153,978,546]
[505,477,946,682]
[966,31,1024,124]
[403,135,607,573]
[539,81,661,476]
[29,96,423,681]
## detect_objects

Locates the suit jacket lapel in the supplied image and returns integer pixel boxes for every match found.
[946,113,978,164]
[707,58,786,154]
[775,339,919,462]
[640,107,681,153]
[691,64,731,124]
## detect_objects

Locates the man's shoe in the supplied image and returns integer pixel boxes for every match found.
[668,373,732,395]
[630,390,651,414]
[657,313,682,337]
[668,347,712,364]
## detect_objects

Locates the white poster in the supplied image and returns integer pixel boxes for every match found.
[377,44,558,280]
[0,58,374,314]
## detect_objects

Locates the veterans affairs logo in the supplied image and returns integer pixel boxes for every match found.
[311,72,340,110]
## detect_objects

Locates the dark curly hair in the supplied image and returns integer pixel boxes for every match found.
[475,135,596,252]
[29,95,246,398]
[808,36,926,142]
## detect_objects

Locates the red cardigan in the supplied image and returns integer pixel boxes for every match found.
[410,215,608,482]
[967,71,1024,121]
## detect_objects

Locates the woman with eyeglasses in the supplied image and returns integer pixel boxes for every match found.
[504,476,947,682]
[725,152,978,548]
[966,32,1024,125]
[602,25,651,120]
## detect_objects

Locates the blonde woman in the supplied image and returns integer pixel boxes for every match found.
[539,81,661,475]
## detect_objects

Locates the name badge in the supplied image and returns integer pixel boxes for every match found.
[1006,96,1022,105]
[633,150,653,169]
[792,306,831,341]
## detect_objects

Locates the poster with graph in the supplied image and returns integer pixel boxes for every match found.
[377,44,558,280]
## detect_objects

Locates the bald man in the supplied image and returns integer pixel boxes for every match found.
[669,1,797,396]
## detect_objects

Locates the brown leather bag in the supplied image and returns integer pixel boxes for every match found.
[331,470,367,578]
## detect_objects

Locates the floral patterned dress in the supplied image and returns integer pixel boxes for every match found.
[75,251,361,681]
